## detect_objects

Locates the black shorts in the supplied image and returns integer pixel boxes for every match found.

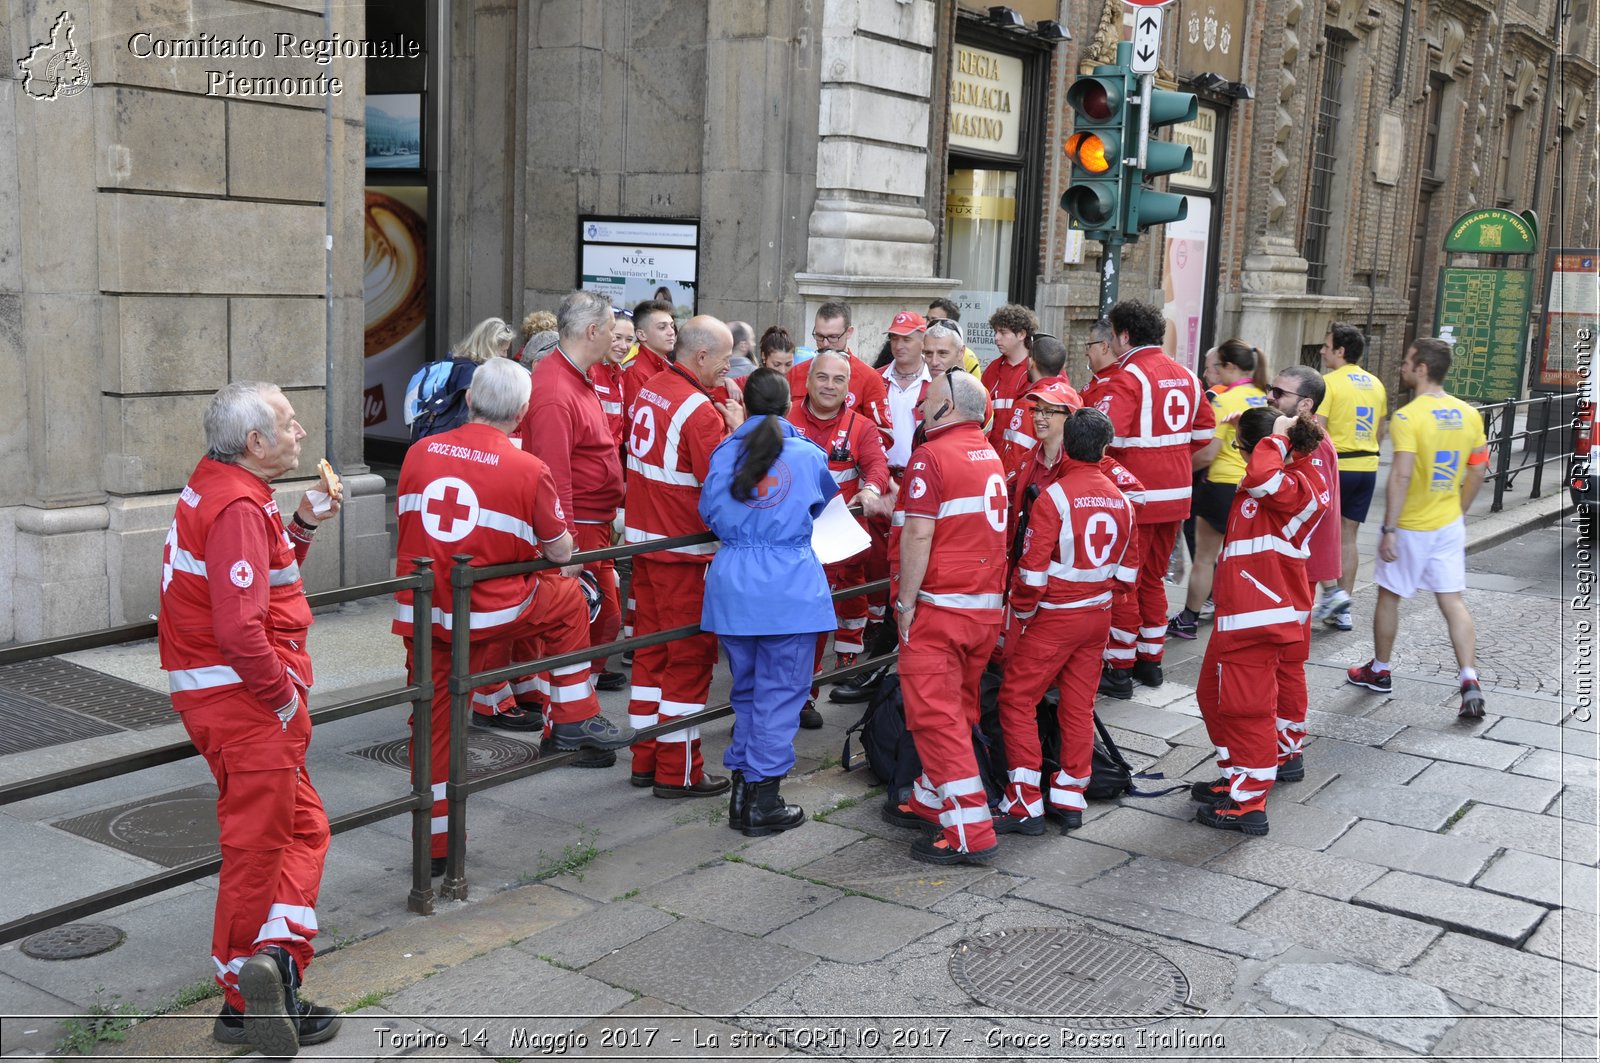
[1194,479,1237,534]
[1340,470,1377,523]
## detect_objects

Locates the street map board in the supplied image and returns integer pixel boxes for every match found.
[1433,266,1532,402]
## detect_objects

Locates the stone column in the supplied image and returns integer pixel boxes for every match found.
[796,0,956,341]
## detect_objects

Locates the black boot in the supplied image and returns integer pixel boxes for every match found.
[236,946,342,1055]
[727,769,747,831]
[743,777,805,837]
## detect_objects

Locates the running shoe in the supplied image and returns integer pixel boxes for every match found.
[1346,661,1392,694]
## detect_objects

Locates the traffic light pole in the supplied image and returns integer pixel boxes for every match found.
[1098,237,1124,316]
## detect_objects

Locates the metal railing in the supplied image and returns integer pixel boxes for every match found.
[0,531,894,943]
[1479,392,1579,512]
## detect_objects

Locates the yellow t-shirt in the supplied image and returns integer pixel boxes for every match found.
[962,347,982,376]
[1206,382,1270,485]
[1389,393,1487,531]
[1318,363,1388,473]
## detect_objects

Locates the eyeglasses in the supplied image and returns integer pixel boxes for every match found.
[1268,386,1306,402]
[1031,403,1070,417]
[813,327,849,347]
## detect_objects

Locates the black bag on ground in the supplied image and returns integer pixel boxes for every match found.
[843,671,1009,809]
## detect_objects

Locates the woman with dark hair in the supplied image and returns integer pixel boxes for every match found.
[758,325,796,373]
[1191,408,1328,838]
[699,369,839,836]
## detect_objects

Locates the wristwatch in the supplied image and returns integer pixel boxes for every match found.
[893,599,913,614]
[1380,525,1397,535]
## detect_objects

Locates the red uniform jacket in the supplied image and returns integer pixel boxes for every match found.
[622,345,673,431]
[890,420,1009,624]
[1008,447,1145,583]
[518,349,624,533]
[786,398,891,505]
[981,355,1033,451]
[1008,457,1137,620]
[393,422,568,640]
[1081,345,1216,524]
[589,359,626,447]
[1303,435,1342,584]
[1211,435,1330,650]
[788,350,893,449]
[623,363,727,563]
[159,458,314,714]
[996,374,1080,484]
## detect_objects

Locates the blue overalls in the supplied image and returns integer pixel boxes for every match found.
[700,417,838,781]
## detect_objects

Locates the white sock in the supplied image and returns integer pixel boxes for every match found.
[1460,666,1478,683]
[1371,659,1391,674]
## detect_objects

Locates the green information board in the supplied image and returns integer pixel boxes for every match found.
[1432,266,1532,401]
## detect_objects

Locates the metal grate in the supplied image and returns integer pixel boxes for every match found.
[347,733,540,779]
[53,784,221,867]
[0,689,121,756]
[1303,32,1348,294]
[949,927,1191,1028]
[0,657,173,732]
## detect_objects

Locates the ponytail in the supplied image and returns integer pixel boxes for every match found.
[1217,338,1271,391]
[731,415,785,500]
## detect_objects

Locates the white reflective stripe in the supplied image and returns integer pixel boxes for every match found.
[1282,495,1321,540]
[1192,427,1215,441]
[1048,788,1088,811]
[431,782,446,800]
[600,400,622,415]
[1246,471,1285,498]
[533,676,551,695]
[992,398,1015,410]
[940,775,986,798]
[1137,642,1164,653]
[655,725,700,744]
[546,683,594,704]
[1046,560,1119,582]
[431,815,448,834]
[268,562,302,586]
[1105,647,1136,660]
[394,587,538,631]
[628,714,658,729]
[917,591,1004,610]
[1111,432,1194,449]
[1037,591,1113,610]
[1274,717,1305,733]
[629,685,662,702]
[511,677,542,695]
[1017,568,1049,587]
[1007,767,1042,786]
[476,508,537,546]
[659,700,706,717]
[168,665,242,692]
[1115,565,1139,582]
[1053,770,1090,788]
[1135,485,1192,502]
[1215,744,1231,761]
[1222,535,1310,561]
[1239,570,1284,603]
[253,917,309,947]
[831,467,860,484]
[834,639,864,653]
[265,903,317,933]
[1215,607,1309,631]
[1109,627,1135,641]
[1139,626,1167,638]
[662,392,712,484]
[1000,793,1045,818]
[471,688,507,708]
[936,495,989,518]
[1127,362,1155,440]
[214,955,248,979]
[171,548,206,577]
[890,512,906,527]
[838,617,868,630]
[938,805,992,827]
[912,774,938,809]
[1002,429,1035,448]
[622,526,718,554]
[626,453,701,487]
[551,663,588,678]
[1012,606,1037,621]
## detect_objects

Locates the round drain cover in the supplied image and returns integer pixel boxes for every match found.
[358,734,538,778]
[949,927,1189,1028]
[22,923,124,960]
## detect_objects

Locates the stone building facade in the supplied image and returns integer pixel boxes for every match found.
[1,0,1595,640]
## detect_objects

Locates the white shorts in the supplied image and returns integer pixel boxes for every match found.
[1375,518,1466,598]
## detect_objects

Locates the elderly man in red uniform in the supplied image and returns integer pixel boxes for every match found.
[788,300,893,450]
[395,359,633,863]
[1083,301,1215,698]
[159,382,344,1056]
[787,350,894,725]
[980,303,1039,451]
[996,407,1137,835]
[887,369,1009,865]
[519,291,629,701]
[996,333,1078,484]
[624,315,743,798]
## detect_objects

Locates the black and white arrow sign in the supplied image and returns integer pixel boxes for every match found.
[1130,6,1163,74]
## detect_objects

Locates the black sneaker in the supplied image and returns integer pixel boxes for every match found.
[236,953,299,1059]
[540,735,618,768]
[1277,754,1304,783]
[621,649,635,665]
[799,699,823,729]
[1098,666,1133,700]
[595,670,629,692]
[909,834,998,865]
[881,800,930,830]
[991,813,1045,836]
[829,662,889,704]
[471,704,542,731]
[551,714,636,751]
[1196,796,1269,836]
[214,1000,341,1048]
[629,770,654,788]
[1167,611,1198,640]
[1189,777,1230,803]
[1458,679,1487,719]
[1132,660,1164,688]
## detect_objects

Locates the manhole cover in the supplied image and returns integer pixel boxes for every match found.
[54,784,221,867]
[0,658,173,733]
[347,733,539,778]
[21,923,124,960]
[949,928,1190,1028]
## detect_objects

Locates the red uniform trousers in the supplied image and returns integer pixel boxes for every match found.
[408,577,598,858]
[1276,598,1314,767]
[863,511,892,626]
[823,553,868,655]
[899,604,1001,853]
[180,691,328,1012]
[1107,520,1179,669]
[626,558,717,786]
[1196,639,1302,809]
[997,606,1114,817]
[575,521,621,671]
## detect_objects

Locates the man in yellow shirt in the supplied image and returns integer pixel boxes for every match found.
[1347,337,1489,717]
[1313,323,1387,631]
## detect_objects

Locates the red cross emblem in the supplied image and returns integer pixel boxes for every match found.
[629,406,657,459]
[755,473,781,498]
[421,477,480,543]
[983,474,1008,533]
[1084,512,1118,567]
[1163,388,1192,432]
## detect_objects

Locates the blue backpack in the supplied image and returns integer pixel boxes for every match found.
[404,359,477,442]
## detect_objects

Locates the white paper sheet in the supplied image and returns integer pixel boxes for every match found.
[811,494,871,564]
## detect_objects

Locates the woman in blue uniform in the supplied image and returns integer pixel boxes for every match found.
[700,368,839,836]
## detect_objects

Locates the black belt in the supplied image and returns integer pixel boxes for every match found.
[1336,450,1379,460]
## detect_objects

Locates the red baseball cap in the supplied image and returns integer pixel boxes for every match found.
[887,311,927,336]
[1024,380,1082,410]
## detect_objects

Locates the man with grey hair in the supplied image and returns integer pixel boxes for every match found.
[397,357,635,869]
[884,368,1009,865]
[728,320,757,380]
[517,291,630,710]
[159,382,345,1054]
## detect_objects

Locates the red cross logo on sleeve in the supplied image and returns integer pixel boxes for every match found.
[420,477,480,543]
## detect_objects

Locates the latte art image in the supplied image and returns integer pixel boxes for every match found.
[364,191,427,357]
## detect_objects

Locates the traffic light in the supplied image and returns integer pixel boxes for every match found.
[1061,68,1130,239]
[1124,86,1197,235]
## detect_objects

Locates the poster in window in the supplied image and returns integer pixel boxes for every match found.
[363,187,428,441]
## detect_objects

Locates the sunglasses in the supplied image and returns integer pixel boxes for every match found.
[926,319,963,338]
[611,307,633,319]
[1268,386,1306,402]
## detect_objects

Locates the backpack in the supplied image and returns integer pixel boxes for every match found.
[404,359,476,441]
[841,673,921,806]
